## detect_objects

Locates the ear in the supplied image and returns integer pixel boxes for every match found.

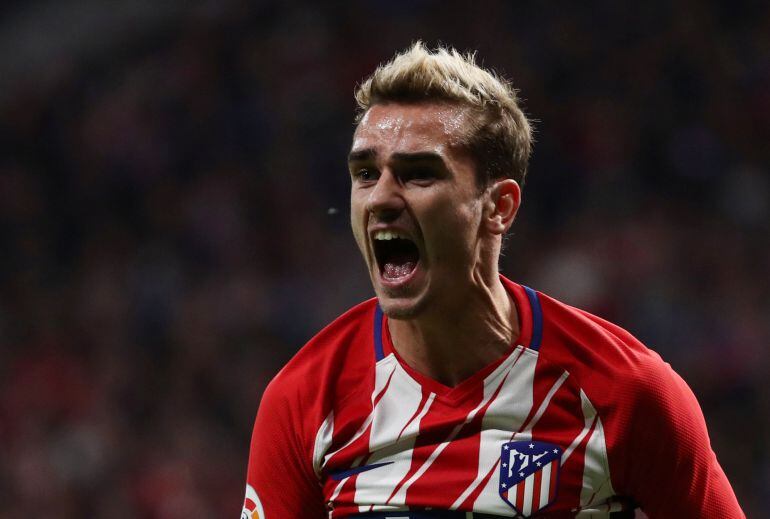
[483,179,521,235]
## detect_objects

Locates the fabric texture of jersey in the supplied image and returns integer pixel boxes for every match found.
[242,277,744,518]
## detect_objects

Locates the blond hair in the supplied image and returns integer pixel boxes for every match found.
[354,42,533,186]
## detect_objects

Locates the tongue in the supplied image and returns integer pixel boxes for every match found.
[383,260,416,280]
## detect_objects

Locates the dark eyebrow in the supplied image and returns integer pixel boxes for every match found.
[348,148,376,163]
[390,152,446,165]
[348,149,446,166]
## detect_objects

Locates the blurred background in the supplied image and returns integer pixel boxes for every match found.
[0,0,767,516]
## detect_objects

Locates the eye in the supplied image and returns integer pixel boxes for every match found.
[354,168,379,182]
[403,168,436,184]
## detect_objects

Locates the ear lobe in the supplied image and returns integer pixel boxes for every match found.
[485,179,521,235]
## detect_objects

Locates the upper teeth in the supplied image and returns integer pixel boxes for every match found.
[374,230,407,241]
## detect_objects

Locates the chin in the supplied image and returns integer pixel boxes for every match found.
[380,304,419,320]
[376,294,428,320]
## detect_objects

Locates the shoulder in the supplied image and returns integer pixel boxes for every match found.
[246,303,381,517]
[532,288,722,479]
[530,292,744,516]
[533,288,685,415]
[261,297,378,420]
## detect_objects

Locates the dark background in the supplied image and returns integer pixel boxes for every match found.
[1,0,767,516]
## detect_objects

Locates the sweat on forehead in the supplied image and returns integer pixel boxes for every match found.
[354,102,474,148]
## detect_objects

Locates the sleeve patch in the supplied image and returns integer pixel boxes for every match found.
[241,484,266,519]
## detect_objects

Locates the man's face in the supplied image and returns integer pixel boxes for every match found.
[349,102,487,319]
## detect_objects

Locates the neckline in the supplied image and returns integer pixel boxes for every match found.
[374,276,537,402]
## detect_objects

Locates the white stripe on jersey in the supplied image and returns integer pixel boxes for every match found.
[521,370,570,436]
[451,346,537,512]
[577,391,615,509]
[328,475,348,506]
[318,348,613,516]
[508,481,518,510]
[321,361,397,470]
[314,410,335,476]
[461,366,569,512]
[386,352,524,507]
[355,355,431,510]
[561,389,597,464]
[383,392,435,507]
[539,461,553,509]
[522,471,536,516]
[328,454,366,506]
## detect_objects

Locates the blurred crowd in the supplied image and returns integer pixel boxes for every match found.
[0,0,768,516]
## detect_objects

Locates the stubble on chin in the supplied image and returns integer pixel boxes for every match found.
[377,293,429,321]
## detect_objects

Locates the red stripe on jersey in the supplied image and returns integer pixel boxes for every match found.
[325,364,396,467]
[396,388,432,442]
[456,361,569,510]
[330,471,363,518]
[554,415,597,513]
[400,370,513,507]
[527,349,587,514]
[456,457,498,510]
[519,355,572,433]
[532,468,543,512]
[324,365,398,513]
[380,387,434,505]
[372,365,397,407]
[326,456,369,515]
[515,476,525,512]
[549,459,558,501]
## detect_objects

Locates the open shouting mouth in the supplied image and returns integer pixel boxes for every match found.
[372,230,421,284]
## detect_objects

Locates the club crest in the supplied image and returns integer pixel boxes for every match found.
[499,440,562,517]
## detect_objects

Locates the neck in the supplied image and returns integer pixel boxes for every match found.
[388,272,519,387]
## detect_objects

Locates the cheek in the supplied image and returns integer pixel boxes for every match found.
[350,195,368,251]
[432,189,481,227]
[424,196,481,253]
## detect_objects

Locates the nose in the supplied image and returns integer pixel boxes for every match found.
[366,169,405,221]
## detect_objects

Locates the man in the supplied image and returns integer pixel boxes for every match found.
[241,43,743,518]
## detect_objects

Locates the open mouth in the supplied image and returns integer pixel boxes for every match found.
[373,231,420,281]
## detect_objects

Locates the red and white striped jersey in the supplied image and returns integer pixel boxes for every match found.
[242,277,743,518]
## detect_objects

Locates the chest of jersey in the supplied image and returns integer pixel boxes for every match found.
[316,347,615,518]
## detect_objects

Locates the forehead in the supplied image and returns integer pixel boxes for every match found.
[351,102,470,156]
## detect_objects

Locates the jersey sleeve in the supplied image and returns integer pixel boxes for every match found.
[242,377,326,519]
[608,358,744,518]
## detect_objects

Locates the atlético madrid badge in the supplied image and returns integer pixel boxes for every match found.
[499,440,562,517]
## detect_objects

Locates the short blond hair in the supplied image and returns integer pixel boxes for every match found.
[354,42,533,186]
